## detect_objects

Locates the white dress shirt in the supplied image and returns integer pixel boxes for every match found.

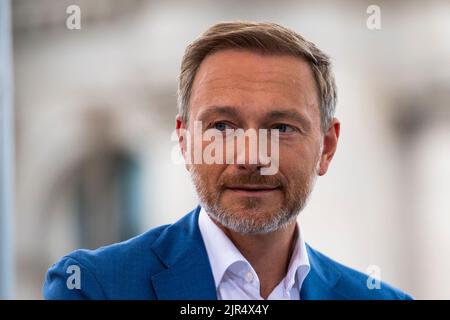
[198,207,310,300]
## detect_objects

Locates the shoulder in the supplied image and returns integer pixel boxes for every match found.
[43,224,170,300]
[306,245,413,300]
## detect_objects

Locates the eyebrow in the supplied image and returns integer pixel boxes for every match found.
[196,106,311,131]
[262,109,311,131]
[196,106,242,122]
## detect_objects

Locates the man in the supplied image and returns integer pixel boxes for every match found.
[43,21,412,300]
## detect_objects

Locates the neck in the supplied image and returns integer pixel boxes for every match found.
[215,219,298,299]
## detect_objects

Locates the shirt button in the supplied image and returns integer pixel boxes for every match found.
[245,271,254,283]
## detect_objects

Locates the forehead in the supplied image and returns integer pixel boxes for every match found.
[189,49,320,119]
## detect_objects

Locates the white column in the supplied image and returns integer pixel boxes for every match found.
[0,0,14,299]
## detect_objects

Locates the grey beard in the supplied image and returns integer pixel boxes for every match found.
[204,201,300,234]
[190,166,317,235]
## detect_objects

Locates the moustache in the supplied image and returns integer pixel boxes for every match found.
[218,172,285,190]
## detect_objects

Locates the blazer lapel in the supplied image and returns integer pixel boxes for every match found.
[150,206,217,300]
[150,206,344,300]
[300,244,343,300]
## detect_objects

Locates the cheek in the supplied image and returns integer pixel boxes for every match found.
[195,163,225,185]
[278,144,318,177]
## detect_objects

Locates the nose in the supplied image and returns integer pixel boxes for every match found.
[237,161,265,173]
[233,130,271,173]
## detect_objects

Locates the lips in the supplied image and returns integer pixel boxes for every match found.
[225,184,280,195]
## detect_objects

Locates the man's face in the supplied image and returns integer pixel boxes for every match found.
[178,49,332,234]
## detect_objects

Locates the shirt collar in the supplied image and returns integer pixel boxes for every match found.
[284,218,310,291]
[198,207,249,288]
[198,206,310,292]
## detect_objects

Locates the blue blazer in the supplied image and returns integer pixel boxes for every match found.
[43,206,413,300]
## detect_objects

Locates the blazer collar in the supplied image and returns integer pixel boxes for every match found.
[300,244,343,299]
[150,205,342,300]
[150,205,217,299]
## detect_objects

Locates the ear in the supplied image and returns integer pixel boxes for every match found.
[318,118,340,176]
[175,114,190,170]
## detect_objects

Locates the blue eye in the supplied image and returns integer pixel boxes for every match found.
[213,122,232,131]
[273,124,295,133]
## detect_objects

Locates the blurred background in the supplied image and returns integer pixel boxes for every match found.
[0,0,449,299]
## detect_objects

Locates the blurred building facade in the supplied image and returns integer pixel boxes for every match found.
[11,0,450,299]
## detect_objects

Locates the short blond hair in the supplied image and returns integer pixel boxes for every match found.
[178,21,337,133]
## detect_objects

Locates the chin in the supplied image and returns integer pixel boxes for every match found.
[224,205,284,222]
